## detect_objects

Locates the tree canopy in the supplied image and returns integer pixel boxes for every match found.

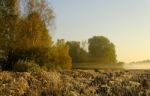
[67,41,88,63]
[88,36,117,64]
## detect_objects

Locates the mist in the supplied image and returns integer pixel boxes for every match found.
[124,63,150,69]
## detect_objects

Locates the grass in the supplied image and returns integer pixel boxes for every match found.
[0,69,150,96]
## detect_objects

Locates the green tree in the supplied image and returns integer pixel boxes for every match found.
[88,36,117,64]
[67,41,88,63]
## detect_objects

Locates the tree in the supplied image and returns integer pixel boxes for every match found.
[27,0,54,30]
[50,39,72,69]
[67,41,88,63]
[10,0,54,69]
[15,11,52,49]
[0,0,55,70]
[0,0,19,50]
[0,0,20,70]
[88,36,117,64]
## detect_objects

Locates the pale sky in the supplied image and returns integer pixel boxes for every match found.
[49,0,150,63]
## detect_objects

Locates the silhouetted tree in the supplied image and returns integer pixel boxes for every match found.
[67,41,88,63]
[88,36,117,64]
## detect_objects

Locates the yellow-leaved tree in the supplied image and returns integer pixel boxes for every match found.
[49,39,72,70]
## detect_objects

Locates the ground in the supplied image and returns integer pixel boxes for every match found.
[0,69,150,96]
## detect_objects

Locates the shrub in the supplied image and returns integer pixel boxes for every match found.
[5,47,52,71]
[13,60,42,72]
[42,63,58,71]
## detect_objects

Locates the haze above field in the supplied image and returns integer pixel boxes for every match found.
[50,0,150,63]
[124,60,150,69]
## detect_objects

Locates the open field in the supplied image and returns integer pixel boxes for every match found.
[73,63,150,70]
[0,69,150,96]
[73,63,123,69]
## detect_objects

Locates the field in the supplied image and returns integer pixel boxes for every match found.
[0,69,150,96]
[73,63,123,69]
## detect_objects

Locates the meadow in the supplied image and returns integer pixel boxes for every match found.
[0,69,150,96]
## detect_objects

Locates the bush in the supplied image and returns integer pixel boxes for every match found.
[42,63,59,71]
[13,60,42,72]
[5,47,52,71]
[5,40,72,71]
[5,44,72,71]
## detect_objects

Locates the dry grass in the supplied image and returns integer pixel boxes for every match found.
[0,70,150,96]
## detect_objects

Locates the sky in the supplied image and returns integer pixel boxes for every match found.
[49,0,150,63]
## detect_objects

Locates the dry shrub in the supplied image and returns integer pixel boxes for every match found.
[24,71,62,96]
[40,71,62,96]
[0,72,29,95]
[1,70,150,95]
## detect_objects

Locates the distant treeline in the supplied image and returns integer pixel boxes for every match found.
[129,60,150,64]
[67,36,117,65]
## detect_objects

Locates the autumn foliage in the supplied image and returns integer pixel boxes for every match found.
[0,0,72,71]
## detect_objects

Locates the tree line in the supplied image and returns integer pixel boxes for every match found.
[67,36,117,65]
[0,0,120,71]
